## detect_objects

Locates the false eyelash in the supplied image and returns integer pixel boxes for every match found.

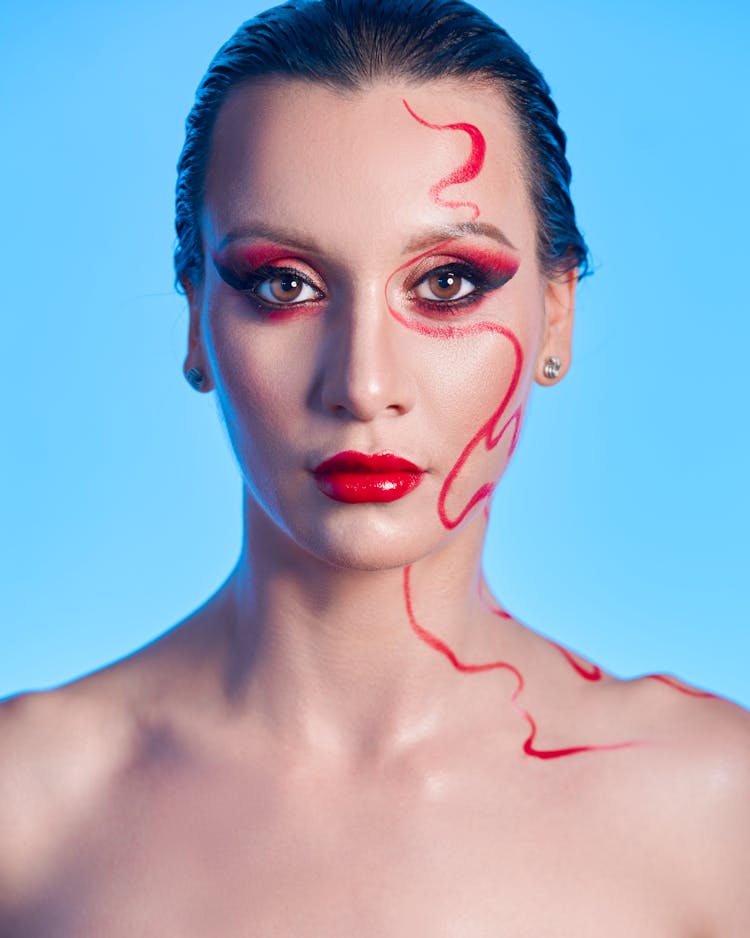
[216,262,323,301]
[408,261,512,312]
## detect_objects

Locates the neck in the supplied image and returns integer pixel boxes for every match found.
[195,493,517,762]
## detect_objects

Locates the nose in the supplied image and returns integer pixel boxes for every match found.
[317,287,416,421]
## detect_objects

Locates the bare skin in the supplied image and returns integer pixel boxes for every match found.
[1,79,748,937]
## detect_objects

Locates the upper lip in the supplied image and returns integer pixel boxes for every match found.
[313,451,424,474]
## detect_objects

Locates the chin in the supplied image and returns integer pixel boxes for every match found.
[287,508,445,573]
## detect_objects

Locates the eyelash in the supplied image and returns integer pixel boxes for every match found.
[233,265,323,307]
[225,260,511,312]
[408,262,493,311]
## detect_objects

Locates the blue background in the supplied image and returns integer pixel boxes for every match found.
[1,1,748,706]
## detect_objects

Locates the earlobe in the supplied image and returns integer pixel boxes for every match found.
[535,268,577,386]
[181,275,213,393]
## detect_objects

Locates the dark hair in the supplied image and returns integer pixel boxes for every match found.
[174,0,589,290]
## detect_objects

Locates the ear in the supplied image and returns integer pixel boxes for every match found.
[535,267,577,386]
[181,276,213,392]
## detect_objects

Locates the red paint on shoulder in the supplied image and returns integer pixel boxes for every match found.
[646,674,719,699]
[404,568,638,760]
[520,710,636,760]
[550,643,603,682]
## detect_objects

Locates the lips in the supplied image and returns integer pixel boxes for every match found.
[313,451,425,503]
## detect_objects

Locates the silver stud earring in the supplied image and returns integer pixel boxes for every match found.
[543,356,562,380]
[186,367,206,391]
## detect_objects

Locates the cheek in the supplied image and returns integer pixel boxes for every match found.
[430,342,510,423]
[203,303,312,450]
[425,308,540,530]
[420,300,539,433]
[431,332,524,452]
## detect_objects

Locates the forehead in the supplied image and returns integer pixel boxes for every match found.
[203,77,534,262]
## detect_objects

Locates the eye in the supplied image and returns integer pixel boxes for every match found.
[414,267,478,303]
[254,270,321,305]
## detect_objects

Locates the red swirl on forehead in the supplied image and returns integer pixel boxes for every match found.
[402,99,487,220]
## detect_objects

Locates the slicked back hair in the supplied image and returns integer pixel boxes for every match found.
[174,0,589,290]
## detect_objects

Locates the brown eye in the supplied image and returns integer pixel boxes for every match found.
[415,268,476,303]
[256,272,319,305]
[433,271,461,298]
[269,275,302,301]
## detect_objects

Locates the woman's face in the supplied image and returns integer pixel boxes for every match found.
[185,78,575,570]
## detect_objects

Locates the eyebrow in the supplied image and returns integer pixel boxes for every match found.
[218,223,324,254]
[404,221,517,254]
[218,220,517,256]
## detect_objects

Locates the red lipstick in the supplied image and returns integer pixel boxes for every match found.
[313,451,424,503]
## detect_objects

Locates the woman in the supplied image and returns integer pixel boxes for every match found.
[1,0,748,933]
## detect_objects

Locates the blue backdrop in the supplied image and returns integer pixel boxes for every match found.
[1,0,748,707]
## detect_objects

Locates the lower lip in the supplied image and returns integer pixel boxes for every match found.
[314,471,424,503]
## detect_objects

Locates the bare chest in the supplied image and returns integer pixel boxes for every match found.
[9,759,692,938]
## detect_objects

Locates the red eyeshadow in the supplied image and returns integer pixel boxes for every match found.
[214,240,311,271]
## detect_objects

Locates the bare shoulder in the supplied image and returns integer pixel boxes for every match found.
[620,670,750,776]
[0,619,214,910]
[609,670,750,803]
[0,681,136,907]
[615,673,750,936]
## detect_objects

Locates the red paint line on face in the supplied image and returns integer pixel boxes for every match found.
[438,402,522,530]
[385,240,520,338]
[383,241,524,526]
[403,99,486,221]
[404,568,638,760]
[388,106,520,523]
[645,674,719,699]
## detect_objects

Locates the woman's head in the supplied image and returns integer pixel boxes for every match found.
[174,0,588,292]
[178,0,583,571]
